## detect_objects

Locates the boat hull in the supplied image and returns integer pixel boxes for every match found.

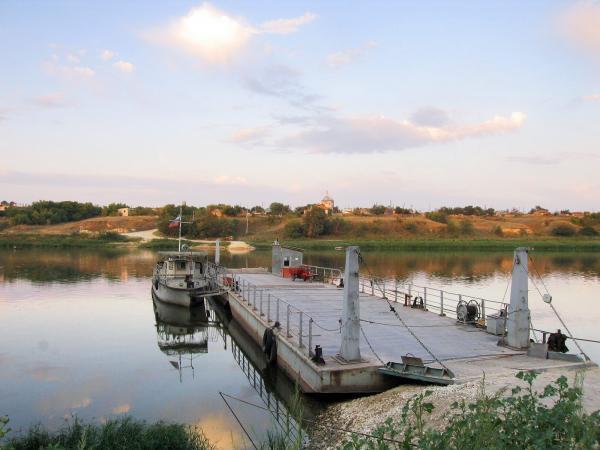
[152,282,204,307]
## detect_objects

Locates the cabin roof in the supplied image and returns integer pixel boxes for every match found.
[157,251,207,260]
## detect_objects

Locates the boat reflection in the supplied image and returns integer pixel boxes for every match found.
[153,296,224,382]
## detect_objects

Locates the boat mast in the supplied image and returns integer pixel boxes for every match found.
[178,204,182,252]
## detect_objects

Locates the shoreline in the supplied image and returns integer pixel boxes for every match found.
[1,233,600,251]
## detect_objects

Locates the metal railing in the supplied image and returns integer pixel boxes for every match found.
[215,272,340,359]
[300,264,343,285]
[358,275,509,325]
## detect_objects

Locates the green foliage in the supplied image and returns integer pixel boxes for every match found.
[284,220,306,239]
[446,220,458,235]
[459,219,474,235]
[0,233,131,249]
[394,207,413,215]
[438,205,496,216]
[303,208,328,237]
[579,226,599,237]
[493,225,504,237]
[425,211,448,224]
[403,222,418,233]
[3,416,214,450]
[1,415,11,440]
[551,222,577,237]
[101,203,128,216]
[370,204,386,215]
[129,206,156,216]
[325,217,352,235]
[337,371,600,450]
[7,201,101,225]
[269,202,290,216]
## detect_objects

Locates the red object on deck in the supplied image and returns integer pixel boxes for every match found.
[282,266,314,281]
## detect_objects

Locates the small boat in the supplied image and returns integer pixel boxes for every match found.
[152,251,220,307]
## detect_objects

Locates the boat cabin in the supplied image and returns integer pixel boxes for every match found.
[157,252,207,280]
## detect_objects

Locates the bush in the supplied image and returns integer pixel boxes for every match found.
[459,220,474,235]
[493,225,504,237]
[284,220,305,238]
[579,226,599,237]
[7,201,101,225]
[551,222,577,237]
[425,211,448,224]
[338,371,600,450]
[446,220,458,235]
[404,222,418,233]
[303,208,328,237]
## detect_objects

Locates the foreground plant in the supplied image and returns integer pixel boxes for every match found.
[338,371,600,450]
[0,416,214,450]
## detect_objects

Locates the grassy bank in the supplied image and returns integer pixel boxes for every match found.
[251,238,600,252]
[0,416,213,450]
[0,232,135,249]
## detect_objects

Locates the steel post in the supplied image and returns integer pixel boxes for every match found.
[308,318,313,356]
[481,299,486,323]
[267,293,271,322]
[440,290,445,316]
[259,290,263,315]
[276,298,280,324]
[286,304,291,338]
[299,312,303,348]
[424,287,428,310]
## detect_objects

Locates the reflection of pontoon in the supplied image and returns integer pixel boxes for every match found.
[153,297,223,381]
[152,251,220,307]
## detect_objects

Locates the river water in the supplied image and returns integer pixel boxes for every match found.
[1,248,599,448]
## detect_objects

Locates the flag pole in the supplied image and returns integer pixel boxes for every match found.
[178,204,182,252]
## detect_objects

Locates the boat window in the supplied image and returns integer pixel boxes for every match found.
[176,261,187,270]
[283,256,290,267]
[168,262,174,270]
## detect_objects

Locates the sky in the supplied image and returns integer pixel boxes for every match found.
[0,0,599,210]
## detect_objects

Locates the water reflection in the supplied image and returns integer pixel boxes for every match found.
[153,298,213,382]
[1,249,600,285]
[1,247,599,447]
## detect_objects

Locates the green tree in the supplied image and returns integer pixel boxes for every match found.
[370,204,386,215]
[303,207,328,237]
[269,202,290,216]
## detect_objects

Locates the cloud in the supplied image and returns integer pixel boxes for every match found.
[327,41,377,68]
[213,175,247,184]
[410,107,450,127]
[113,60,135,73]
[560,2,600,55]
[144,3,316,63]
[143,3,255,63]
[259,12,317,35]
[33,92,66,108]
[244,64,323,110]
[230,127,268,143]
[280,111,526,153]
[583,93,600,102]
[507,151,599,165]
[45,60,95,79]
[100,49,115,61]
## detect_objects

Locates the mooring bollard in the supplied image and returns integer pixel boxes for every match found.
[308,318,313,356]
[299,312,303,348]
[440,290,445,316]
[267,293,271,322]
[286,304,291,338]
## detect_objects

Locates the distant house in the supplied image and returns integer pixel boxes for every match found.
[342,208,353,215]
[210,209,223,218]
[117,207,129,217]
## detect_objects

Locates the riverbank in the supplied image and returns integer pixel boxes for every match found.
[2,233,600,252]
[311,366,600,448]
[251,238,600,252]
